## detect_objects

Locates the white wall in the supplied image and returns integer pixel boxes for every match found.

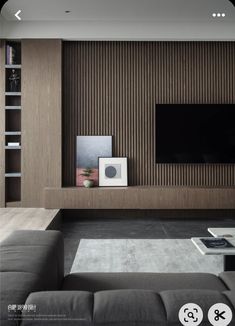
[1,20,235,40]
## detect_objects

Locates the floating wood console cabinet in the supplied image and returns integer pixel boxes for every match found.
[44,187,235,210]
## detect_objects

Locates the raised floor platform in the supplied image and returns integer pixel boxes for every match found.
[44,186,235,210]
[0,208,60,242]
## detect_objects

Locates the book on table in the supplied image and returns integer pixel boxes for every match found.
[200,238,234,249]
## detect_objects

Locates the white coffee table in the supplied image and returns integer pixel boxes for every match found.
[192,237,235,255]
[208,228,235,238]
[192,228,235,271]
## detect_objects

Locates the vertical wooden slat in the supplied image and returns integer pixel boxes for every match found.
[62,41,235,187]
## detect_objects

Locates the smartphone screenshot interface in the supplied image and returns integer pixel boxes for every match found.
[0,0,235,325]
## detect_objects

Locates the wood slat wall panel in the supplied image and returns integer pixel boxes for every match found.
[62,41,235,187]
[0,40,5,207]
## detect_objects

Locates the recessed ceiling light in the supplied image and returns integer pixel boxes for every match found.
[222,13,226,17]
[212,13,217,17]
[217,13,221,17]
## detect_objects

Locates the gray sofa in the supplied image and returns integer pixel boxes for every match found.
[1,230,235,326]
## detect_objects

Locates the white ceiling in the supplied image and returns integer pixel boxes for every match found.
[1,0,235,21]
[0,0,235,40]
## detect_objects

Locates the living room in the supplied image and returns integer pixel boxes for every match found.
[0,0,235,325]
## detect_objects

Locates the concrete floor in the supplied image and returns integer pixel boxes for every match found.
[61,211,235,274]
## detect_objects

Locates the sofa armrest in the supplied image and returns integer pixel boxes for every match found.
[1,230,64,288]
[219,272,235,291]
[0,230,64,324]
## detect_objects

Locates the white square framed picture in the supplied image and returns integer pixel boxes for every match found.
[99,157,128,187]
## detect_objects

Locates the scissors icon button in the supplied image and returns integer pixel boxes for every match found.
[208,303,232,326]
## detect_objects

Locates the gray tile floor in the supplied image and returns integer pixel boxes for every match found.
[62,214,235,274]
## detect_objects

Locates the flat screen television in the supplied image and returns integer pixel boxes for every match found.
[156,104,235,164]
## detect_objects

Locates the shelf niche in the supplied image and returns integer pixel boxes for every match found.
[5,178,21,203]
[5,134,21,145]
[5,41,21,65]
[5,68,21,93]
[5,95,21,107]
[5,150,21,174]
[5,109,21,132]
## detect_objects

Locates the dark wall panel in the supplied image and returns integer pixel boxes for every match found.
[62,41,235,187]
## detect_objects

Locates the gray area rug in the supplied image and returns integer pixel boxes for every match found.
[70,239,223,275]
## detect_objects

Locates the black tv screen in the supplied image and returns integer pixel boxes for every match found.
[156,104,235,164]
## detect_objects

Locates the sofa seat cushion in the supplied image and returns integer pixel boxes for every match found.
[62,272,227,292]
[220,272,235,290]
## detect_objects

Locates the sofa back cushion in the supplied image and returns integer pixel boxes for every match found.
[62,272,227,292]
[22,291,93,326]
[21,290,166,326]
[94,289,165,325]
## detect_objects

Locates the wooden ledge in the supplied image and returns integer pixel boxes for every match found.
[44,186,235,210]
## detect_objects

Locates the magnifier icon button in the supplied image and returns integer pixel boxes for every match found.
[179,303,203,326]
